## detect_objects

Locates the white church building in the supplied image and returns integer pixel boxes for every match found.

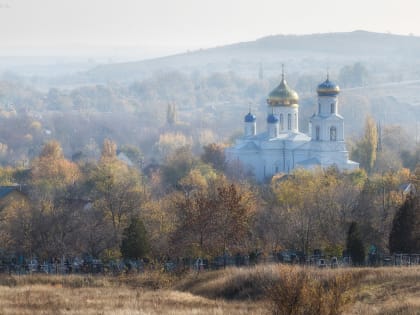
[226,70,358,181]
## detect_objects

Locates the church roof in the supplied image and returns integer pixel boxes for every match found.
[296,157,321,167]
[311,114,344,121]
[238,141,260,151]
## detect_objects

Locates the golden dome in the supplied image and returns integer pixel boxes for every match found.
[267,71,299,106]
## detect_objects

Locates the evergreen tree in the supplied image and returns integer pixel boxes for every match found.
[389,195,420,254]
[120,217,149,260]
[346,222,365,265]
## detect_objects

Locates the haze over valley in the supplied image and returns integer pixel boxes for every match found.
[0,31,419,166]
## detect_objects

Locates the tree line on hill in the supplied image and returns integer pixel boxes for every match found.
[0,137,418,264]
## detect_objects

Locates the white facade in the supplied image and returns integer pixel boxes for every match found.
[226,74,358,181]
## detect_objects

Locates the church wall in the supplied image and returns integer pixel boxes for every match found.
[318,95,338,116]
[244,121,257,137]
[271,106,299,133]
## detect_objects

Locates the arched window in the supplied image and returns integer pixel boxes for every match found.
[288,114,291,130]
[316,126,320,141]
[279,114,284,130]
[294,113,297,129]
[318,103,321,114]
[330,126,337,141]
[331,103,335,114]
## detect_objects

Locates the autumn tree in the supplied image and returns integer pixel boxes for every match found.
[30,140,80,199]
[178,168,210,196]
[171,190,217,256]
[0,192,32,256]
[269,168,367,255]
[27,140,82,259]
[170,167,216,256]
[101,138,117,160]
[214,181,256,255]
[118,144,144,169]
[271,169,331,254]
[89,139,145,256]
[77,206,115,258]
[351,116,377,174]
[201,143,226,171]
[161,146,197,189]
[154,133,192,161]
[0,166,18,185]
[171,175,256,257]
[140,196,176,257]
[412,164,420,191]
[351,169,408,252]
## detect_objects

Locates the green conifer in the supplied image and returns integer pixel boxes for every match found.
[346,222,365,265]
[121,217,149,260]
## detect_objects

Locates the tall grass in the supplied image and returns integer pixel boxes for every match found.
[0,270,175,289]
[0,265,418,314]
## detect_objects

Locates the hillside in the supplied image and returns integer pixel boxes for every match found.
[0,266,419,314]
[87,31,420,82]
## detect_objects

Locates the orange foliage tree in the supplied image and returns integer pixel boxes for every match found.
[171,174,256,257]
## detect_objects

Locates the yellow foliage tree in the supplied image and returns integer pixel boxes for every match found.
[90,139,145,254]
[270,168,365,254]
[351,116,378,173]
[30,140,80,200]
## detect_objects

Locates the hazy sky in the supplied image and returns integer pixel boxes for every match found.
[1,0,420,55]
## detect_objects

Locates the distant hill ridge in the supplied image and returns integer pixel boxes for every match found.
[87,30,420,81]
[248,30,420,54]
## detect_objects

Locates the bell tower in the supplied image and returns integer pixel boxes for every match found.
[311,75,344,142]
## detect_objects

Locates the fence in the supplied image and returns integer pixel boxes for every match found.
[0,252,419,276]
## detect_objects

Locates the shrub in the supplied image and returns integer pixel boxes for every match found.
[264,267,355,315]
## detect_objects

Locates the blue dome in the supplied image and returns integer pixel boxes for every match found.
[267,113,279,124]
[244,112,256,123]
[317,78,340,96]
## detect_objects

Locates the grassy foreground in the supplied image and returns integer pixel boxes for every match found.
[0,265,418,314]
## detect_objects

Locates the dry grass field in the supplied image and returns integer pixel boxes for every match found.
[0,265,418,315]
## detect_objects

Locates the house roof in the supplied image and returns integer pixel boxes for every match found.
[0,186,20,199]
[0,185,31,199]
[239,142,260,151]
[399,183,416,195]
[296,157,321,167]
